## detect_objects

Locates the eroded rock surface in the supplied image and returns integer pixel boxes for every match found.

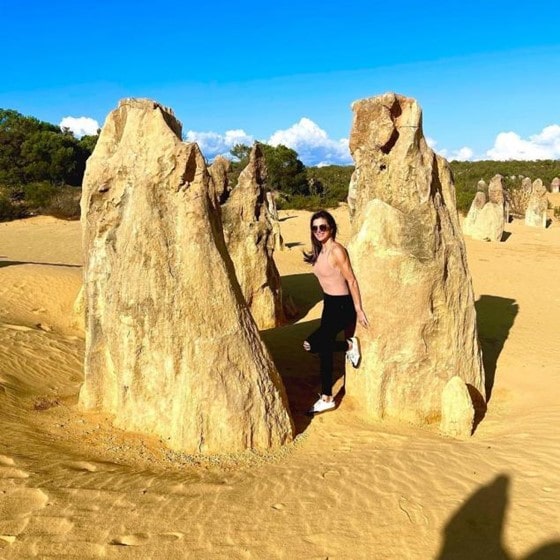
[521,176,533,193]
[471,175,505,242]
[440,376,475,438]
[221,144,286,329]
[80,99,293,454]
[346,92,485,427]
[208,156,231,205]
[525,178,548,228]
[463,191,487,237]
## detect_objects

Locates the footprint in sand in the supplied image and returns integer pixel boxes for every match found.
[398,496,429,526]
[110,533,151,546]
[322,469,341,480]
[110,532,183,546]
[0,487,49,518]
[159,532,184,542]
[0,323,34,332]
[0,487,49,540]
[0,535,17,545]
[0,456,30,480]
[0,467,30,480]
[0,455,16,467]
[65,461,99,473]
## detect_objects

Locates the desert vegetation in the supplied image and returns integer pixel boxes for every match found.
[2,107,560,220]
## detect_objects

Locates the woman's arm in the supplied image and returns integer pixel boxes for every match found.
[331,244,369,328]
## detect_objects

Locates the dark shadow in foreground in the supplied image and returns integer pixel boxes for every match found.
[475,295,518,402]
[436,474,560,560]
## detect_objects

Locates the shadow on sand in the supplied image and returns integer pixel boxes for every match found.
[475,295,518,402]
[0,259,81,269]
[436,475,560,560]
[261,318,348,436]
[281,273,322,322]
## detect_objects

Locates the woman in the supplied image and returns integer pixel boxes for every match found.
[303,210,369,414]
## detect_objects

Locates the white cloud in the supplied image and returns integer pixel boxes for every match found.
[268,118,352,166]
[451,146,474,161]
[486,125,560,160]
[184,129,254,160]
[433,144,474,161]
[59,116,99,138]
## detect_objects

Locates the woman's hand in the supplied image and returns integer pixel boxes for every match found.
[357,309,369,328]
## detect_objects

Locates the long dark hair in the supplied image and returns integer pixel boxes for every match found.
[303,210,338,264]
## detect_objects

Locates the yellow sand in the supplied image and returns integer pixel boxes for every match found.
[1,202,559,559]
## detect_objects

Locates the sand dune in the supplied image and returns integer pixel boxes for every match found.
[1,208,559,559]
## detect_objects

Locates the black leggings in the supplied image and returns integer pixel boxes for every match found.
[305,293,357,396]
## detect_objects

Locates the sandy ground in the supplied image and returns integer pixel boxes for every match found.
[0,202,559,560]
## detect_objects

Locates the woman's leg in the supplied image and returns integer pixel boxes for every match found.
[304,295,350,398]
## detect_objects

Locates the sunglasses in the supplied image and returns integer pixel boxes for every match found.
[311,224,330,233]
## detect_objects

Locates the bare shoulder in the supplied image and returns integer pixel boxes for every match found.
[331,242,349,261]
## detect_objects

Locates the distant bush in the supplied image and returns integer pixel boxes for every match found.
[450,160,560,215]
[508,185,531,218]
[0,183,81,221]
[22,181,59,209]
[0,193,27,221]
[43,187,81,220]
[277,194,323,211]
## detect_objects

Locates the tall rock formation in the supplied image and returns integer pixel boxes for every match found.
[208,156,231,205]
[551,177,560,193]
[463,191,487,237]
[471,175,505,242]
[521,176,532,193]
[525,178,548,228]
[221,144,286,329]
[346,93,485,426]
[80,99,293,454]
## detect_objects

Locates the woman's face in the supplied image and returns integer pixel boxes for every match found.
[311,218,332,243]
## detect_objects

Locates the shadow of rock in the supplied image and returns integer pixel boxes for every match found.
[285,242,303,249]
[0,259,81,269]
[466,383,487,432]
[523,543,560,560]
[475,295,518,402]
[501,231,512,241]
[278,215,297,222]
[281,273,323,322]
[261,318,347,436]
[437,475,560,560]
[261,320,319,435]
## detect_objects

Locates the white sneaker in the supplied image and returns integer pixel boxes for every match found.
[346,336,361,368]
[308,397,335,414]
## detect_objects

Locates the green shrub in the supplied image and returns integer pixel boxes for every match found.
[22,181,58,209]
[0,194,28,221]
[43,187,81,220]
[277,194,323,211]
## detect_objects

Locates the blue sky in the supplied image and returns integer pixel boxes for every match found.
[2,0,560,165]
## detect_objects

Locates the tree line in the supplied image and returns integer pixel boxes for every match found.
[0,108,99,220]
[1,106,559,222]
